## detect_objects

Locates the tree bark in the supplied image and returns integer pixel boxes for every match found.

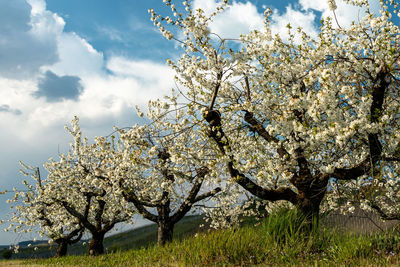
[55,241,68,257]
[296,194,322,227]
[157,201,174,246]
[294,173,329,227]
[88,232,105,256]
[157,220,174,245]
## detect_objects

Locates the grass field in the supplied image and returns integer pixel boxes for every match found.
[0,215,206,260]
[1,210,400,266]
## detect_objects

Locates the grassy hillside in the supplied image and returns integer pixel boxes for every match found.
[2,209,400,266]
[1,215,206,260]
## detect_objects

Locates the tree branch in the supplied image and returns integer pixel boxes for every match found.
[227,162,298,203]
[204,109,298,204]
[243,111,289,159]
[120,185,158,222]
[332,159,370,180]
[60,199,96,233]
[194,187,222,202]
[170,167,208,224]
[370,202,400,221]
[209,71,223,110]
[67,227,84,244]
[382,156,400,162]
[244,76,251,102]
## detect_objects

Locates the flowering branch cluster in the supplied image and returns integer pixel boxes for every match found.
[149,0,400,225]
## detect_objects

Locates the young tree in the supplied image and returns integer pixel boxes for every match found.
[149,0,400,224]
[6,164,84,257]
[117,100,221,245]
[38,117,135,255]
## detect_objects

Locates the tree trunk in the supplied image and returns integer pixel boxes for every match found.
[55,240,68,257]
[88,232,105,256]
[157,221,174,245]
[297,198,320,224]
[294,174,329,229]
[296,190,324,230]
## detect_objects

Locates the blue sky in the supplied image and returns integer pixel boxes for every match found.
[45,0,178,62]
[0,0,388,245]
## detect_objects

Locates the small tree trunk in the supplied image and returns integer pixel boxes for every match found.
[55,240,68,257]
[88,232,105,256]
[297,193,323,230]
[157,221,174,245]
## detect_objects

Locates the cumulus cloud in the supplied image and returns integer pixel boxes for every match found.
[299,0,381,28]
[193,0,264,39]
[28,58,175,123]
[34,71,83,102]
[0,0,102,80]
[191,0,381,43]
[270,5,318,42]
[192,0,318,42]
[0,0,60,79]
[192,0,219,16]
[0,105,22,115]
[45,32,105,77]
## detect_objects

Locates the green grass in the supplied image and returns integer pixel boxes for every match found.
[3,215,206,260]
[4,210,400,266]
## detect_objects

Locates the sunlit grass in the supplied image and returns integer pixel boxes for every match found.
[7,209,400,266]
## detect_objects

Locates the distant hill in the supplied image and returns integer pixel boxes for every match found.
[17,240,48,248]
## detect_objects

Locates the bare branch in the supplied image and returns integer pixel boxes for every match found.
[332,159,370,180]
[209,71,223,110]
[194,187,222,202]
[244,76,251,102]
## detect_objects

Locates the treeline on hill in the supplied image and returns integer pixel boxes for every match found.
[3,0,400,261]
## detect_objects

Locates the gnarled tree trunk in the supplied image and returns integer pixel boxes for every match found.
[157,220,174,245]
[55,240,68,257]
[89,232,105,255]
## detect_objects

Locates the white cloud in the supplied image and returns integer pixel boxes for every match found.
[192,0,318,42]
[0,0,59,79]
[0,58,175,139]
[270,5,318,42]
[192,0,219,16]
[0,0,103,80]
[299,0,328,11]
[107,57,175,86]
[75,58,175,119]
[26,0,46,14]
[299,0,381,28]
[191,0,381,44]
[44,32,105,77]
[193,0,264,39]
